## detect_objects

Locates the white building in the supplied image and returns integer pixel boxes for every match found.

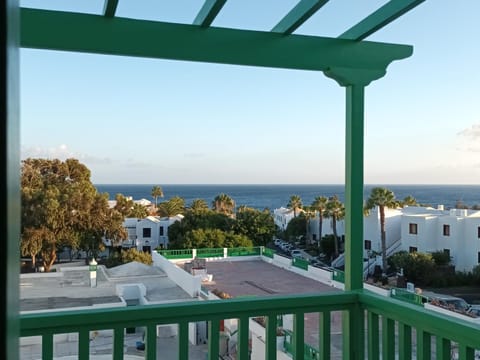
[401,206,480,272]
[273,207,299,231]
[105,215,184,252]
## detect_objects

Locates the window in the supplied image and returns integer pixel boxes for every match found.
[478,226,480,238]
[444,249,450,258]
[443,224,450,236]
[364,240,372,250]
[159,226,164,236]
[143,228,151,238]
[478,252,480,264]
[409,223,418,234]
[409,246,418,253]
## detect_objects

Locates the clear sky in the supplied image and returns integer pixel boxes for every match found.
[20,0,480,185]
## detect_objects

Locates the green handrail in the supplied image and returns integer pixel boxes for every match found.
[196,248,224,258]
[227,247,261,257]
[292,257,309,270]
[20,290,480,359]
[332,269,345,283]
[262,247,275,258]
[157,249,193,259]
[390,287,426,306]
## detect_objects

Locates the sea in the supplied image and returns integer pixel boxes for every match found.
[94,184,480,211]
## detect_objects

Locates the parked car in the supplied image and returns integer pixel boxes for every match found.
[422,291,471,313]
[467,305,480,317]
[290,249,303,258]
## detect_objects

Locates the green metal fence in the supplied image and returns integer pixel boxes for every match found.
[226,247,261,257]
[292,257,309,271]
[195,248,224,258]
[157,249,193,259]
[20,291,480,360]
[390,287,426,306]
[332,269,345,283]
[262,247,275,259]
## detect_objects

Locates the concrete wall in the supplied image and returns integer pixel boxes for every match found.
[152,251,201,297]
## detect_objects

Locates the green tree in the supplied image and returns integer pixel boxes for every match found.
[320,234,336,262]
[20,227,45,270]
[324,195,344,258]
[157,196,185,217]
[388,251,435,285]
[129,202,149,218]
[235,206,275,246]
[365,187,397,271]
[21,158,126,271]
[183,228,252,249]
[287,195,303,218]
[401,195,418,207]
[151,185,164,207]
[189,198,209,213]
[311,196,328,247]
[212,193,235,216]
[285,215,306,241]
[113,194,134,217]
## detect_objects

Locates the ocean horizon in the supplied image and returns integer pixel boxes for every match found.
[94,184,480,212]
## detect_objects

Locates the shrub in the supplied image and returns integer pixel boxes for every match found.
[105,248,153,268]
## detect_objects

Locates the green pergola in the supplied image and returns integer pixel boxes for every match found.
[2,1,427,359]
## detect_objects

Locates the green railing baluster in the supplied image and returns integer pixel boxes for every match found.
[435,337,451,360]
[146,324,157,359]
[208,319,220,360]
[113,327,124,360]
[78,329,90,360]
[458,344,475,360]
[293,312,305,360]
[416,330,431,360]
[237,316,250,360]
[343,305,364,360]
[266,314,277,359]
[178,321,189,360]
[398,323,412,360]
[381,317,394,360]
[319,311,330,360]
[42,332,53,360]
[367,312,379,360]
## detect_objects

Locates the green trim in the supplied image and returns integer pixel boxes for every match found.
[339,0,425,41]
[102,0,119,18]
[271,0,329,35]
[20,8,413,74]
[292,257,309,270]
[193,0,227,27]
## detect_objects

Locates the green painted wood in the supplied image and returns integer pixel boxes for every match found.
[458,344,475,360]
[435,337,451,360]
[343,305,364,360]
[359,291,480,349]
[398,323,412,360]
[271,0,329,35]
[318,311,330,360]
[193,0,227,27]
[339,0,425,41]
[237,316,250,360]
[43,332,53,359]
[146,324,157,359]
[343,84,365,291]
[2,2,20,359]
[78,330,90,360]
[266,315,277,359]
[208,319,220,360]
[416,330,431,360]
[293,313,305,360]
[103,0,119,17]
[20,8,413,75]
[381,317,395,360]
[178,321,189,360]
[367,312,379,360]
[113,327,124,360]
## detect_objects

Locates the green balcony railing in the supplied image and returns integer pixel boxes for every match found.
[262,247,275,259]
[292,257,309,271]
[226,247,261,257]
[332,269,345,283]
[390,287,426,306]
[157,249,193,259]
[196,248,225,258]
[20,290,480,360]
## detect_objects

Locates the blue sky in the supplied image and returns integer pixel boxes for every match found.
[20,0,480,184]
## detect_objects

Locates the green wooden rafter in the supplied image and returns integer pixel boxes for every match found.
[271,0,329,35]
[193,0,227,27]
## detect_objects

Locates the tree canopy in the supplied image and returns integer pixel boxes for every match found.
[212,193,235,216]
[21,158,127,271]
[287,195,303,218]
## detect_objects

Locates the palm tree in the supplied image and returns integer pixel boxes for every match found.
[324,195,345,258]
[151,185,164,207]
[402,195,418,207]
[287,195,303,218]
[311,196,328,247]
[157,196,185,217]
[303,206,315,244]
[189,198,209,213]
[365,187,397,271]
[212,193,235,216]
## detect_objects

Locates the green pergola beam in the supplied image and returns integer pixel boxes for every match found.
[102,0,119,18]
[21,8,412,75]
[339,0,425,41]
[271,0,329,35]
[193,0,227,27]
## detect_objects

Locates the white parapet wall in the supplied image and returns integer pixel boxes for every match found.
[152,251,201,297]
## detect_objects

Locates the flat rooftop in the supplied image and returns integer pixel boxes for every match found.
[202,260,339,297]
